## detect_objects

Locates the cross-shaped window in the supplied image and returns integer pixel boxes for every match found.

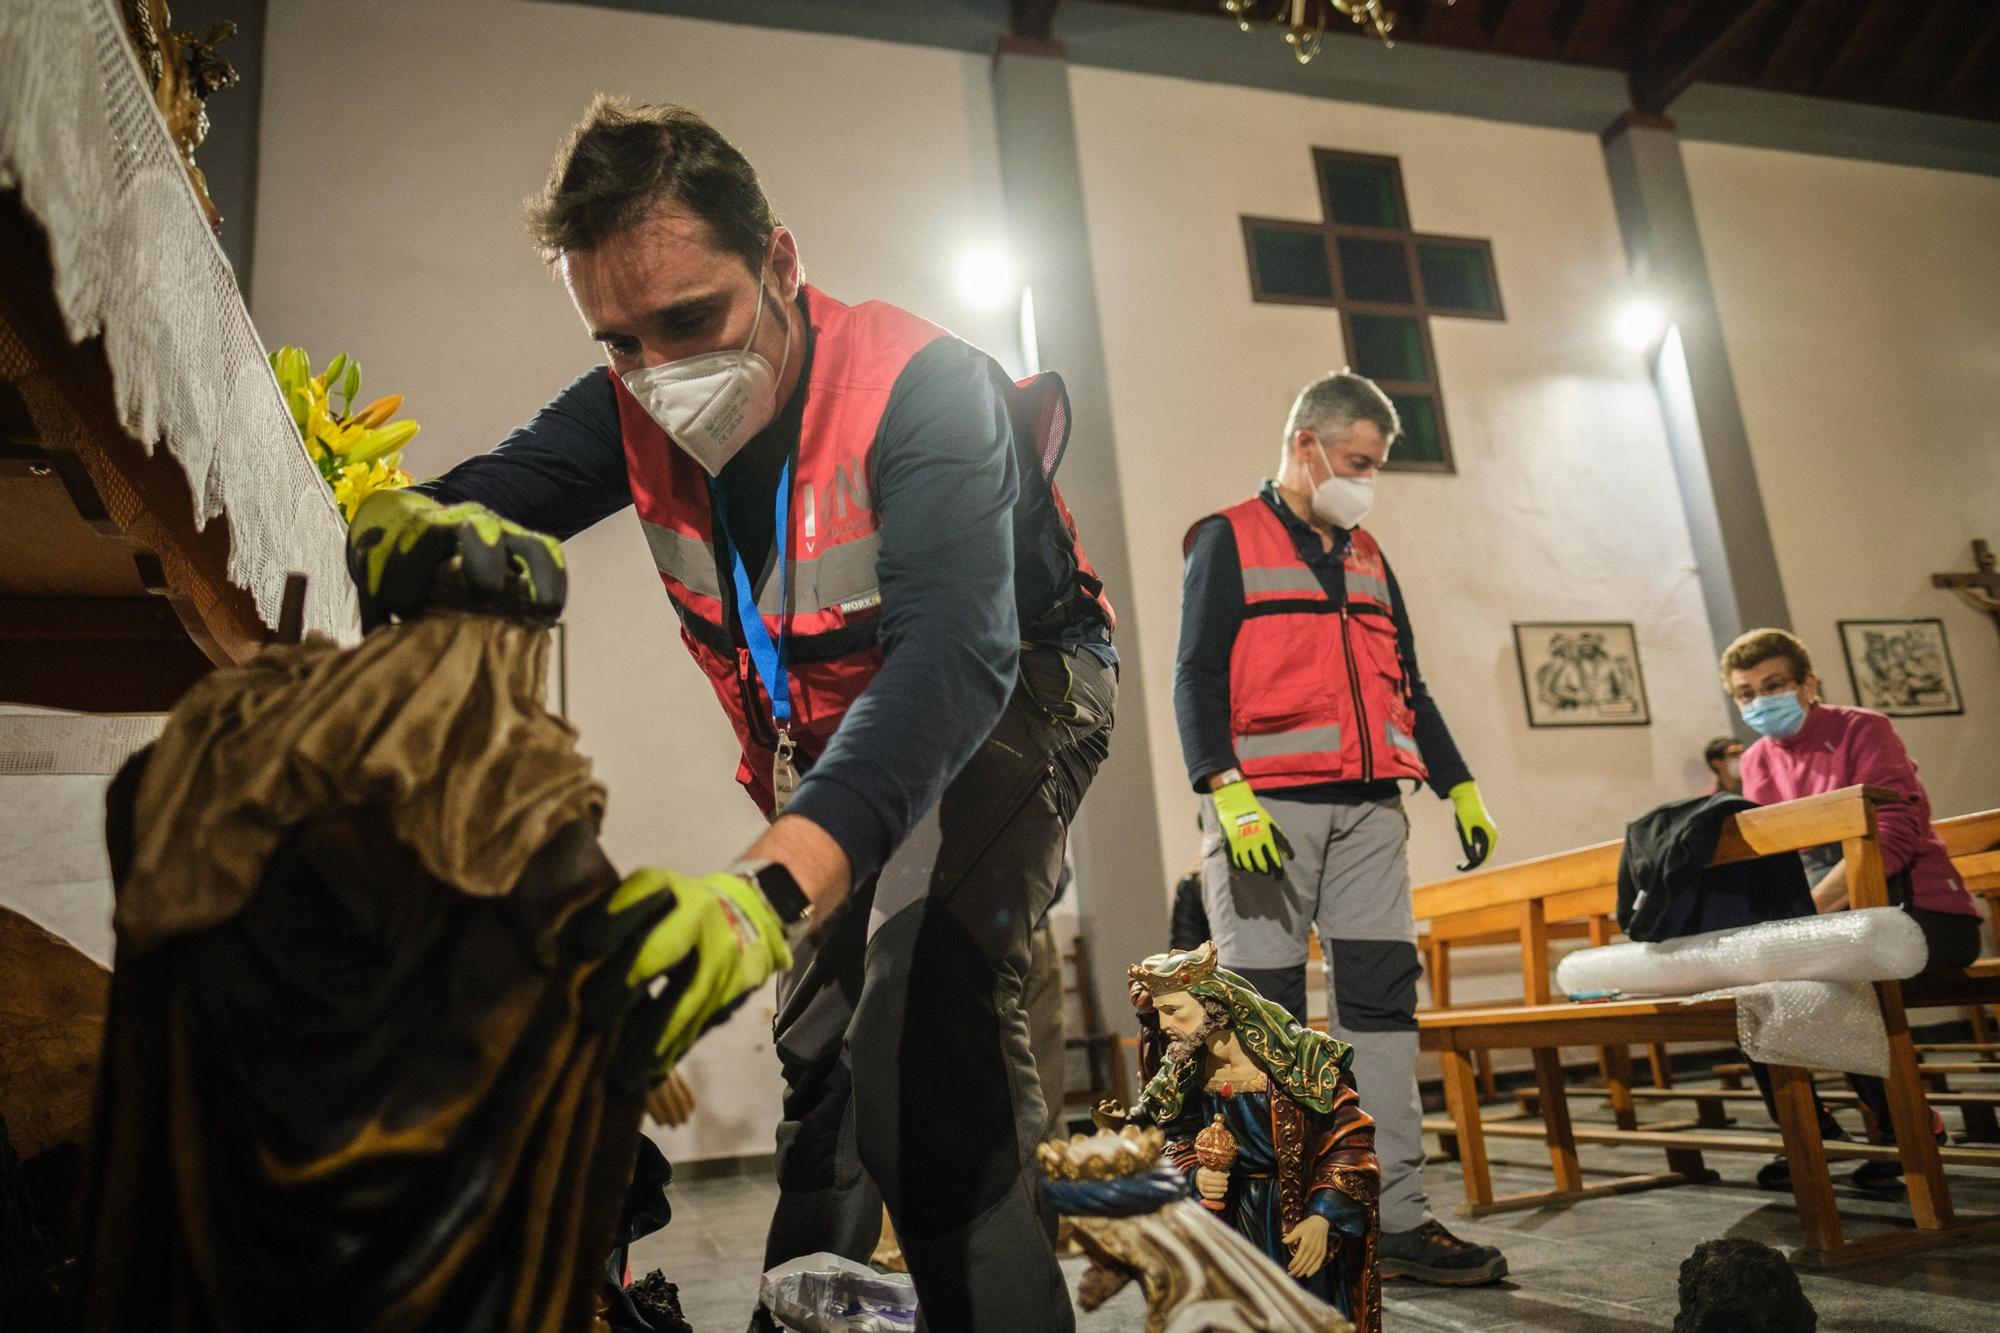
[1241,149,1503,473]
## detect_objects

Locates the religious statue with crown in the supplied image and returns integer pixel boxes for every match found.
[1106,941,1382,1331]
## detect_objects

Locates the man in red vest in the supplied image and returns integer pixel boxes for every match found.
[347,97,1116,1331]
[1173,372,1507,1286]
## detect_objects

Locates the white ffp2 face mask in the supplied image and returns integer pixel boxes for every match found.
[1308,440,1375,530]
[620,276,791,476]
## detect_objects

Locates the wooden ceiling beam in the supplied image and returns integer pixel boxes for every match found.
[1820,0,1915,98]
[1938,5,2000,113]
[1007,0,1062,43]
[1549,0,1594,58]
[1880,0,1968,106]
[1747,0,1816,84]
[1625,0,1665,71]
[1629,0,1786,113]
[1814,0,1886,93]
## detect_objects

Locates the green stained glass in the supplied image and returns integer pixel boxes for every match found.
[1387,394,1443,465]
[1249,225,1333,300]
[1336,236,1415,305]
[1418,241,1498,313]
[1348,313,1428,383]
[1321,157,1402,229]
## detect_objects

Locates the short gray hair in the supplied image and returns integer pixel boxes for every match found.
[1283,371,1400,448]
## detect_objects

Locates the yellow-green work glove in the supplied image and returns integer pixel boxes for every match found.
[1449,780,1498,872]
[347,489,566,633]
[1212,777,1294,879]
[611,868,793,1078]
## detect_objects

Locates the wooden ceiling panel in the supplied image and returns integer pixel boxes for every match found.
[1820,0,1926,100]
[1938,7,2000,117]
[1089,0,2000,122]
[1879,0,1984,109]
[1757,0,1866,94]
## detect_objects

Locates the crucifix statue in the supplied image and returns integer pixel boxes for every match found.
[1932,540,2000,646]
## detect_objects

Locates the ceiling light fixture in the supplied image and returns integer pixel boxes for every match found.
[1220,0,1452,64]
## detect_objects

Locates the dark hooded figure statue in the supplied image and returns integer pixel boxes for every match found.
[75,612,780,1332]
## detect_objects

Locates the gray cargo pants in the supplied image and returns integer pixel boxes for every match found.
[755,648,1114,1332]
[1199,790,1431,1233]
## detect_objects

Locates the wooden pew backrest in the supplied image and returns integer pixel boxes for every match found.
[1414,785,1900,1006]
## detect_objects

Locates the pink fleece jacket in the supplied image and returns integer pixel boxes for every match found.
[1739,702,1977,917]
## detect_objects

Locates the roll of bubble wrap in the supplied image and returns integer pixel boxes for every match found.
[1693,980,1890,1077]
[1555,907,1925,999]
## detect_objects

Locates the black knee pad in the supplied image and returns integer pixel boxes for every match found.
[1328,939,1420,1032]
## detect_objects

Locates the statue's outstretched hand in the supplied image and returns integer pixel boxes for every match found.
[1284,1214,1330,1278]
[647,1068,698,1127]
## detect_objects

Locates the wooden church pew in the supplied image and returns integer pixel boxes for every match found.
[1416,786,2000,1266]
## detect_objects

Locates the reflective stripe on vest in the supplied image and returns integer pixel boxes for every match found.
[641,519,883,616]
[1240,566,1328,600]
[1235,724,1342,762]
[1344,566,1391,606]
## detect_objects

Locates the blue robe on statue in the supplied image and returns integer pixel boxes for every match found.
[1167,1086,1372,1320]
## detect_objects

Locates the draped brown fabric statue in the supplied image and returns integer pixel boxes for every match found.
[75,616,678,1333]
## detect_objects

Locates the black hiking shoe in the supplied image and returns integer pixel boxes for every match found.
[1850,1110,1950,1190]
[1379,1219,1508,1286]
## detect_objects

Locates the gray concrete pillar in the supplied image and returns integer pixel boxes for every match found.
[991,37,1169,1054]
[1602,113,1790,660]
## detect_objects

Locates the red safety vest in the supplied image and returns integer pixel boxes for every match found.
[1194,495,1427,790]
[615,285,1111,813]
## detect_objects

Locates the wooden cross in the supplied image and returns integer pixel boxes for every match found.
[1932,539,2000,645]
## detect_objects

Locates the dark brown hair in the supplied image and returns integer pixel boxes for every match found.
[526,95,776,271]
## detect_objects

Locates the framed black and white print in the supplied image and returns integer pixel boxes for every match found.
[1838,619,1962,717]
[1513,622,1650,728]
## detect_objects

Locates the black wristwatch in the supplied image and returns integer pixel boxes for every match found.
[731,859,815,942]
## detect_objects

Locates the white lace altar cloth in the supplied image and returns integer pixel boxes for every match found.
[0,0,358,642]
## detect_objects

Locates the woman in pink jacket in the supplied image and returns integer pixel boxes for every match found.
[1721,627,1982,1191]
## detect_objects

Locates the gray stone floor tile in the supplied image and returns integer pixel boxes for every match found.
[628,1100,2000,1331]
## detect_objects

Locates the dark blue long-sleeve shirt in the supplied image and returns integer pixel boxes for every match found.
[416,300,1102,884]
[1173,482,1471,803]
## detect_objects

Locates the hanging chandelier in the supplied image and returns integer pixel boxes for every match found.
[1220,0,1453,64]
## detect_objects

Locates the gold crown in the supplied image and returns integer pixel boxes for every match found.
[1036,1126,1167,1181]
[1127,940,1218,993]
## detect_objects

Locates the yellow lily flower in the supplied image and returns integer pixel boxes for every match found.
[331,458,414,521]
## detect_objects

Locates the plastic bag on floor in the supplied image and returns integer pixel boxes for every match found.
[759,1253,918,1333]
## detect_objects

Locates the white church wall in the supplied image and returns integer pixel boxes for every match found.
[1065,66,1729,927]
[222,5,2000,1160]
[1684,142,2000,821]
[252,0,1021,1162]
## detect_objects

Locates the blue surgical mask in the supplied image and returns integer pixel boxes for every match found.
[1740,690,1807,739]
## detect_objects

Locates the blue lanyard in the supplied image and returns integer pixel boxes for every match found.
[709,460,793,727]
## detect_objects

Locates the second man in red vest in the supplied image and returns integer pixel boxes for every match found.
[1173,372,1507,1286]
